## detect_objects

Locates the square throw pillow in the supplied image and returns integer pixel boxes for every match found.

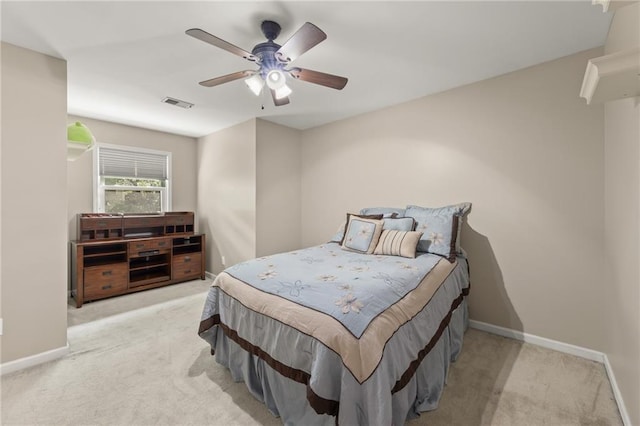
[405,203,471,262]
[374,230,423,258]
[331,213,383,244]
[341,216,384,254]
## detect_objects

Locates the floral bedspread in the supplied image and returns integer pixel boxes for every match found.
[224,243,441,338]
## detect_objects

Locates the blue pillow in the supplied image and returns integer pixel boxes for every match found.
[359,207,406,218]
[405,203,471,261]
[341,217,384,254]
[382,217,415,232]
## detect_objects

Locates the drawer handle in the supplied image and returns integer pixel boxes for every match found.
[159,242,166,246]
[136,243,144,248]
[98,221,107,227]
[184,270,191,274]
[102,270,112,276]
[184,257,191,262]
[101,285,112,290]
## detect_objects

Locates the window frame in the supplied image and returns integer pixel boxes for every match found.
[93,143,172,214]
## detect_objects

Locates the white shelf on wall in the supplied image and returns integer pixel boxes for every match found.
[67,140,93,161]
[580,47,640,105]
[592,0,636,13]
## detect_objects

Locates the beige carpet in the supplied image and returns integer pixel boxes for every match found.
[2,282,622,425]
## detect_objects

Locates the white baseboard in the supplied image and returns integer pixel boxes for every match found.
[469,320,630,426]
[0,343,69,376]
[205,271,216,280]
[603,354,632,426]
[469,320,604,362]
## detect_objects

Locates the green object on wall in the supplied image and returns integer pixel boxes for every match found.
[67,121,94,145]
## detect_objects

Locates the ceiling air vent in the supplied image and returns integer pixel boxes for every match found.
[161,97,194,109]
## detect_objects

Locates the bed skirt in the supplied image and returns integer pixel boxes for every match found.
[209,299,468,425]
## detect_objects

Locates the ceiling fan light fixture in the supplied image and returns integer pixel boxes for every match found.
[245,74,264,96]
[266,69,286,90]
[187,21,346,107]
[274,84,292,100]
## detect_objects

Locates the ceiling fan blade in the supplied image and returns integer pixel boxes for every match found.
[275,22,326,63]
[199,70,256,87]
[186,28,258,62]
[288,68,348,90]
[270,89,290,107]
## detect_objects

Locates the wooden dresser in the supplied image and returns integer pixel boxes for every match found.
[70,212,205,308]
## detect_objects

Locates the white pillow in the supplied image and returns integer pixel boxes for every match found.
[374,230,423,258]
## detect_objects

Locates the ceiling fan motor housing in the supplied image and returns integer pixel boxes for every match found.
[252,41,285,78]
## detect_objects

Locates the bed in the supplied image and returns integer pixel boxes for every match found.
[198,204,471,425]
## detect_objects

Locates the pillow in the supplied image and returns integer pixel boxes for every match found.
[359,207,406,218]
[405,203,471,262]
[341,216,384,254]
[382,217,415,232]
[330,223,347,243]
[374,230,423,258]
[331,213,383,244]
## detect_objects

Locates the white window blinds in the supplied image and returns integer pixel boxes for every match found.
[98,146,168,180]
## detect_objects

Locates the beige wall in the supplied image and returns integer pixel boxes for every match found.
[198,119,257,274]
[1,43,68,362]
[197,118,303,274]
[256,119,302,257]
[301,48,605,350]
[67,115,198,242]
[604,2,639,54]
[602,4,640,424]
[0,42,3,342]
[604,97,640,425]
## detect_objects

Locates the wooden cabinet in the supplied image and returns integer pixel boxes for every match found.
[71,212,205,308]
[172,236,204,280]
[172,253,202,280]
[84,264,128,299]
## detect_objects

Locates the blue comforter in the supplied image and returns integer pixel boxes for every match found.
[199,243,470,425]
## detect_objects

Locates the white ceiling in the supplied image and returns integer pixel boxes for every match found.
[1,1,612,138]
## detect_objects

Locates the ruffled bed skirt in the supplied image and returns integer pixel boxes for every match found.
[209,299,468,425]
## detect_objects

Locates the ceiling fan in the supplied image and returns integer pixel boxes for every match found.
[186,20,348,107]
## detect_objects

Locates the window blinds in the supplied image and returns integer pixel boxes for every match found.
[98,146,168,180]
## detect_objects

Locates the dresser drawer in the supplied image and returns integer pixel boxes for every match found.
[123,216,165,228]
[129,238,170,255]
[172,253,202,280]
[80,217,122,230]
[165,214,193,226]
[84,263,128,299]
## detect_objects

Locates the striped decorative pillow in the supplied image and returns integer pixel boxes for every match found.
[374,230,423,258]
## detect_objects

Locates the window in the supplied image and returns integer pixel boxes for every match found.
[94,144,171,213]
